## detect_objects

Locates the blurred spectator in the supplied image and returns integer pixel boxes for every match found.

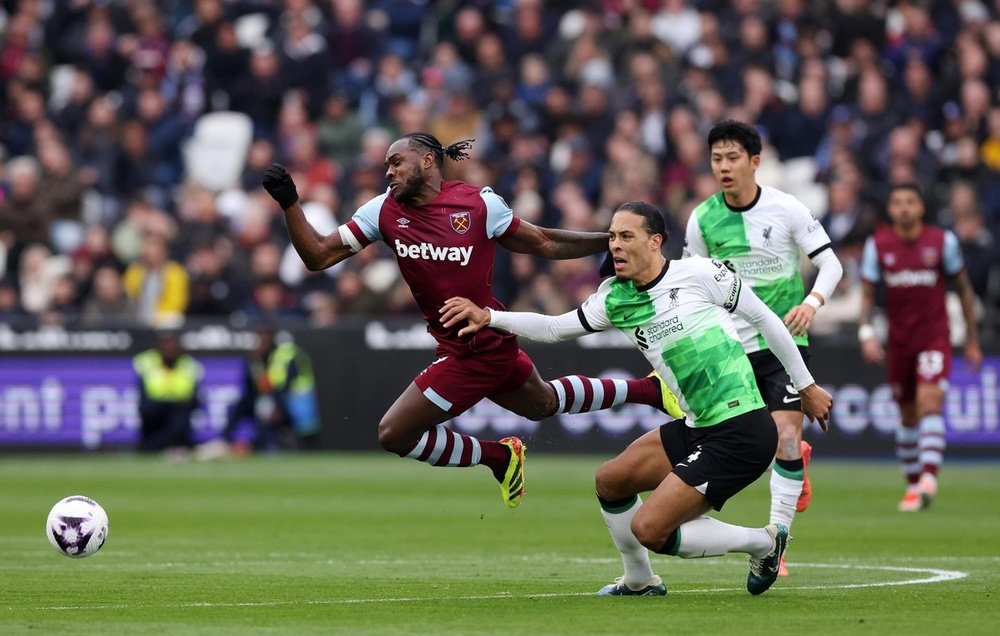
[949,182,999,302]
[823,178,879,251]
[777,76,829,160]
[176,184,228,257]
[243,276,302,324]
[161,40,207,124]
[37,139,87,254]
[328,0,373,83]
[81,264,135,327]
[134,88,187,192]
[317,91,364,171]
[185,239,250,319]
[303,291,340,327]
[368,0,428,61]
[133,331,203,459]
[123,232,189,327]
[0,156,51,271]
[202,20,248,108]
[195,326,320,458]
[40,274,81,326]
[230,45,286,138]
[279,15,329,114]
[0,0,997,342]
[18,244,71,316]
[0,275,32,325]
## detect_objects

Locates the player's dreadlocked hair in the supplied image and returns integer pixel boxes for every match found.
[402,133,474,169]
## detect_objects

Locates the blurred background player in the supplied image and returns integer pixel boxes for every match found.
[683,121,843,575]
[859,183,982,511]
[133,330,203,461]
[263,134,681,509]
[196,324,320,459]
[440,201,832,597]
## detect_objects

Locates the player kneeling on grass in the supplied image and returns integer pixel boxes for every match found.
[441,201,833,596]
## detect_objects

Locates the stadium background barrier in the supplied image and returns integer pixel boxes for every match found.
[1,322,998,457]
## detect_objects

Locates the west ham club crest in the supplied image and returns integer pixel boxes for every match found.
[450,211,471,234]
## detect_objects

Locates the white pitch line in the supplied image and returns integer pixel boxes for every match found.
[6,563,968,612]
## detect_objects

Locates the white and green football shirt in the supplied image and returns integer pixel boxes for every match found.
[683,186,831,353]
[577,257,765,428]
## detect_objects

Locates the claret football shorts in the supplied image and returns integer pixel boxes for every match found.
[887,337,952,403]
[414,338,535,415]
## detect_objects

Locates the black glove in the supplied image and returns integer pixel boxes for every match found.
[262,163,299,209]
[598,251,614,278]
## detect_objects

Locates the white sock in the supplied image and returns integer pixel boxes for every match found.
[918,414,945,473]
[674,516,773,558]
[600,495,656,588]
[769,469,802,529]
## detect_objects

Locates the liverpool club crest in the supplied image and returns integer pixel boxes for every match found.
[449,211,471,234]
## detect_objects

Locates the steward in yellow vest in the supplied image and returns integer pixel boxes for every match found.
[133,331,203,454]
[209,327,319,456]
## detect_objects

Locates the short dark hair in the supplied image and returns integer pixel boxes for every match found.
[401,133,474,169]
[888,181,924,203]
[616,201,668,241]
[707,120,762,157]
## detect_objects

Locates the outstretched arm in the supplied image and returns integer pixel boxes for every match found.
[263,164,355,271]
[498,219,609,260]
[440,297,590,342]
[953,269,983,371]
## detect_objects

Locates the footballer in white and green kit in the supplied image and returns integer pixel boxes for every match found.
[683,186,834,354]
[685,120,844,577]
[439,200,833,597]
[576,257,767,428]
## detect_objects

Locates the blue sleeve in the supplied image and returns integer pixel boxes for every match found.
[350,192,390,244]
[480,187,514,238]
[942,230,964,275]
[859,237,880,283]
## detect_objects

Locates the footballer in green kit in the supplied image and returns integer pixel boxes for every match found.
[441,201,833,597]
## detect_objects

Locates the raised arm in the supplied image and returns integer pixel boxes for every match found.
[498,218,609,260]
[262,164,355,271]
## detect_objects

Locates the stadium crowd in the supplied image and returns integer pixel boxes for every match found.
[1,0,999,342]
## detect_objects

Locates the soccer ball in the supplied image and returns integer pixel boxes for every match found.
[46,495,109,558]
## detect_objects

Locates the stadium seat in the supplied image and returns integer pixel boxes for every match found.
[182,111,253,192]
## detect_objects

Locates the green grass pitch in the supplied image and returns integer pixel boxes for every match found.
[1,453,998,635]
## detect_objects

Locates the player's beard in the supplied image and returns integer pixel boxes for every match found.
[391,171,425,203]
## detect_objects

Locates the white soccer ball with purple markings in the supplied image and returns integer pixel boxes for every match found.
[46,495,109,558]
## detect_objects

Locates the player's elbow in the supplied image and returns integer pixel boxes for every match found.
[303,257,327,272]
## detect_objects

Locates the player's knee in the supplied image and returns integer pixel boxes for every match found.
[916,405,943,419]
[531,399,558,421]
[525,387,559,421]
[377,419,406,454]
[915,391,944,418]
[594,461,628,501]
[630,513,669,551]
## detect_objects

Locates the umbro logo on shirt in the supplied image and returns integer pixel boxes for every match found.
[397,218,410,227]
